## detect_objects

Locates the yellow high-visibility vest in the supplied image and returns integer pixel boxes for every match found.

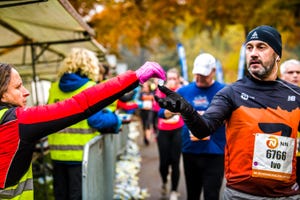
[0,166,34,200]
[47,81,98,161]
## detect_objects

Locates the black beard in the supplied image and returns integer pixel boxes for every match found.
[247,63,275,80]
[251,69,269,79]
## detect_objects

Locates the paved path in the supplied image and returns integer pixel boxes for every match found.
[133,121,187,200]
[133,119,225,200]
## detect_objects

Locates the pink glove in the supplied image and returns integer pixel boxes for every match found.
[135,61,166,84]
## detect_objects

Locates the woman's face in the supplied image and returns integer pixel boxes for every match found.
[166,72,180,90]
[1,68,30,107]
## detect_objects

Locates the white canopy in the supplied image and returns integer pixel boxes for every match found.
[0,0,105,81]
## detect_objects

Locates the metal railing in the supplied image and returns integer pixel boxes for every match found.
[82,124,129,200]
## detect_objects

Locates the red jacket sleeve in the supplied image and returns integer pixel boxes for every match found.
[17,71,139,142]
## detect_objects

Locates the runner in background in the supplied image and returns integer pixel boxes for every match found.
[139,81,156,145]
[176,53,226,200]
[280,59,300,185]
[156,68,184,200]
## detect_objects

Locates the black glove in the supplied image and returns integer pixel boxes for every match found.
[154,85,194,115]
[119,90,136,102]
[155,85,211,139]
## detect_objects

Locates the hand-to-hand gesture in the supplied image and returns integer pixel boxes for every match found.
[135,61,166,84]
[154,85,193,114]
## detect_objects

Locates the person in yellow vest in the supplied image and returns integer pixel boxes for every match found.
[280,59,300,185]
[47,48,123,200]
[0,59,165,200]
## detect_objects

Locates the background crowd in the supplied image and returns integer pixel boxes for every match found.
[0,23,300,200]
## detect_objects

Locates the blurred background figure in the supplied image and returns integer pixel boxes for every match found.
[138,81,156,145]
[96,61,122,129]
[47,47,121,200]
[280,59,300,86]
[279,58,300,186]
[177,53,226,200]
[156,68,185,200]
[116,87,141,123]
[150,79,159,137]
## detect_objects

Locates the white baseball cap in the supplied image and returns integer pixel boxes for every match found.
[192,53,216,76]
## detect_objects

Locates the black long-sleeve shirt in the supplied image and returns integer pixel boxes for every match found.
[184,75,300,197]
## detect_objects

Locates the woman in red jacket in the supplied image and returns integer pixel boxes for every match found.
[0,61,165,199]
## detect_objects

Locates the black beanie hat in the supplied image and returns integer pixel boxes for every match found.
[245,25,282,58]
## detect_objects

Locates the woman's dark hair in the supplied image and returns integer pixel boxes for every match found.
[0,63,12,105]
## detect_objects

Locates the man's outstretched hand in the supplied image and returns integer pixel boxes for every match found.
[155,85,211,139]
[154,85,194,114]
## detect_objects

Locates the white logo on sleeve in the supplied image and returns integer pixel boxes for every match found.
[287,96,296,101]
[241,93,255,100]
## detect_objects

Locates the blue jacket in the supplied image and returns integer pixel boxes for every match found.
[177,81,226,154]
[59,73,121,133]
